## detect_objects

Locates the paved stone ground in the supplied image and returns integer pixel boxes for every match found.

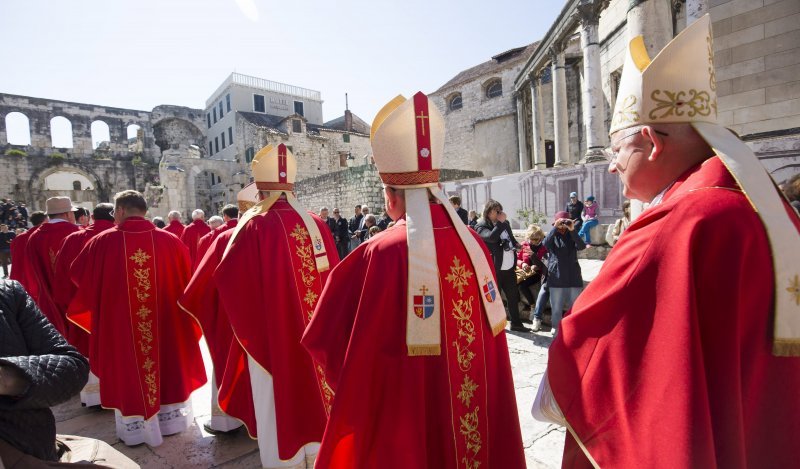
[52,259,605,468]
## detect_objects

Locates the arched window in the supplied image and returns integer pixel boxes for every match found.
[50,116,73,148]
[485,80,503,99]
[5,112,31,145]
[448,93,463,111]
[127,124,142,140]
[91,120,111,150]
[73,180,82,191]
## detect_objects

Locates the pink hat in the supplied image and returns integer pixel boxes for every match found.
[553,211,570,225]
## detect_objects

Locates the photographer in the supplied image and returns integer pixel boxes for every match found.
[476,200,530,333]
[544,211,586,336]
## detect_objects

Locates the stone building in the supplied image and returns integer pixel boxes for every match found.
[444,0,800,228]
[0,73,374,218]
[429,43,539,177]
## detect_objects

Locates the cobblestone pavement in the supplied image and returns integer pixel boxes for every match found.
[53,260,606,467]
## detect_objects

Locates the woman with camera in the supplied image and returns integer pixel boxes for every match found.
[475,200,531,333]
[544,211,586,336]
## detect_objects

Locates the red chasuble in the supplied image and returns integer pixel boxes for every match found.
[302,204,526,469]
[26,221,79,334]
[9,224,43,298]
[213,199,339,456]
[193,219,237,270]
[164,219,185,238]
[181,219,211,268]
[548,157,800,468]
[179,226,255,434]
[52,219,115,356]
[68,216,207,419]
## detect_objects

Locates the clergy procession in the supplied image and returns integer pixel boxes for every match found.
[2,13,800,469]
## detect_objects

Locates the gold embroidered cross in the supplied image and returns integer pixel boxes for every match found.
[419,285,429,296]
[416,111,428,136]
[788,274,800,306]
[130,248,151,266]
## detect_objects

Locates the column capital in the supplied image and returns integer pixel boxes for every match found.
[548,45,565,66]
[575,0,608,27]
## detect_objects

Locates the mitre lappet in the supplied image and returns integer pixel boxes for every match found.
[610,14,800,356]
[225,143,329,272]
[371,91,507,356]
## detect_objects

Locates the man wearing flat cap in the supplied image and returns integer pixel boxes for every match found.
[25,196,80,334]
[534,16,800,468]
[303,92,525,468]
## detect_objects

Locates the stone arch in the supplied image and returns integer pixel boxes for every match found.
[5,112,31,146]
[29,164,109,211]
[152,117,204,154]
[91,120,111,150]
[483,78,503,99]
[446,92,463,112]
[126,123,143,153]
[50,116,74,148]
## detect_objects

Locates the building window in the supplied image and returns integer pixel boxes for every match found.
[73,181,82,191]
[207,113,211,128]
[540,67,552,85]
[448,93,463,111]
[228,127,233,144]
[221,132,226,149]
[294,101,304,116]
[343,133,350,143]
[209,141,213,155]
[226,94,231,112]
[292,119,302,133]
[254,94,266,113]
[245,147,255,163]
[485,80,503,99]
[213,108,217,123]
[214,137,219,153]
[219,101,224,118]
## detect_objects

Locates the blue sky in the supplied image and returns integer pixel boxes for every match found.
[1,0,564,124]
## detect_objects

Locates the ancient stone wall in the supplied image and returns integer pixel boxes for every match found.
[295,165,483,215]
[430,57,531,177]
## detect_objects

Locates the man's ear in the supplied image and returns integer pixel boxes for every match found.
[642,126,665,162]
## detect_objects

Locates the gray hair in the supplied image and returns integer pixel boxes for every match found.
[167,210,181,220]
[191,209,205,220]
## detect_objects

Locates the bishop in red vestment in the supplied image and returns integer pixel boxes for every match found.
[53,204,115,408]
[303,93,525,469]
[68,191,206,447]
[537,17,800,468]
[181,210,211,268]
[214,144,339,469]
[193,204,239,271]
[9,211,48,298]
[53,203,115,357]
[164,211,185,238]
[26,197,80,334]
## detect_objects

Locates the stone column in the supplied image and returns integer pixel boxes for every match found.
[626,0,673,222]
[627,0,674,58]
[686,0,708,24]
[529,74,546,170]
[516,94,531,171]
[577,1,607,162]
[550,46,570,166]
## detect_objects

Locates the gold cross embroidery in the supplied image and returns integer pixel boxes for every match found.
[130,249,151,267]
[416,111,428,136]
[788,274,800,306]
[419,285,429,296]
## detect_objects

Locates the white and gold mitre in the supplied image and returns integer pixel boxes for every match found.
[612,15,800,356]
[609,14,717,134]
[236,182,259,213]
[371,92,445,188]
[251,143,297,191]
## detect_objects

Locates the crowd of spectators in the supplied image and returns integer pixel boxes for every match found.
[0,199,29,230]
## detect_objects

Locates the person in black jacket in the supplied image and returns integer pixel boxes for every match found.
[475,200,530,333]
[565,192,584,232]
[348,205,364,251]
[331,208,350,260]
[0,279,137,467]
[449,196,469,225]
[544,210,586,336]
